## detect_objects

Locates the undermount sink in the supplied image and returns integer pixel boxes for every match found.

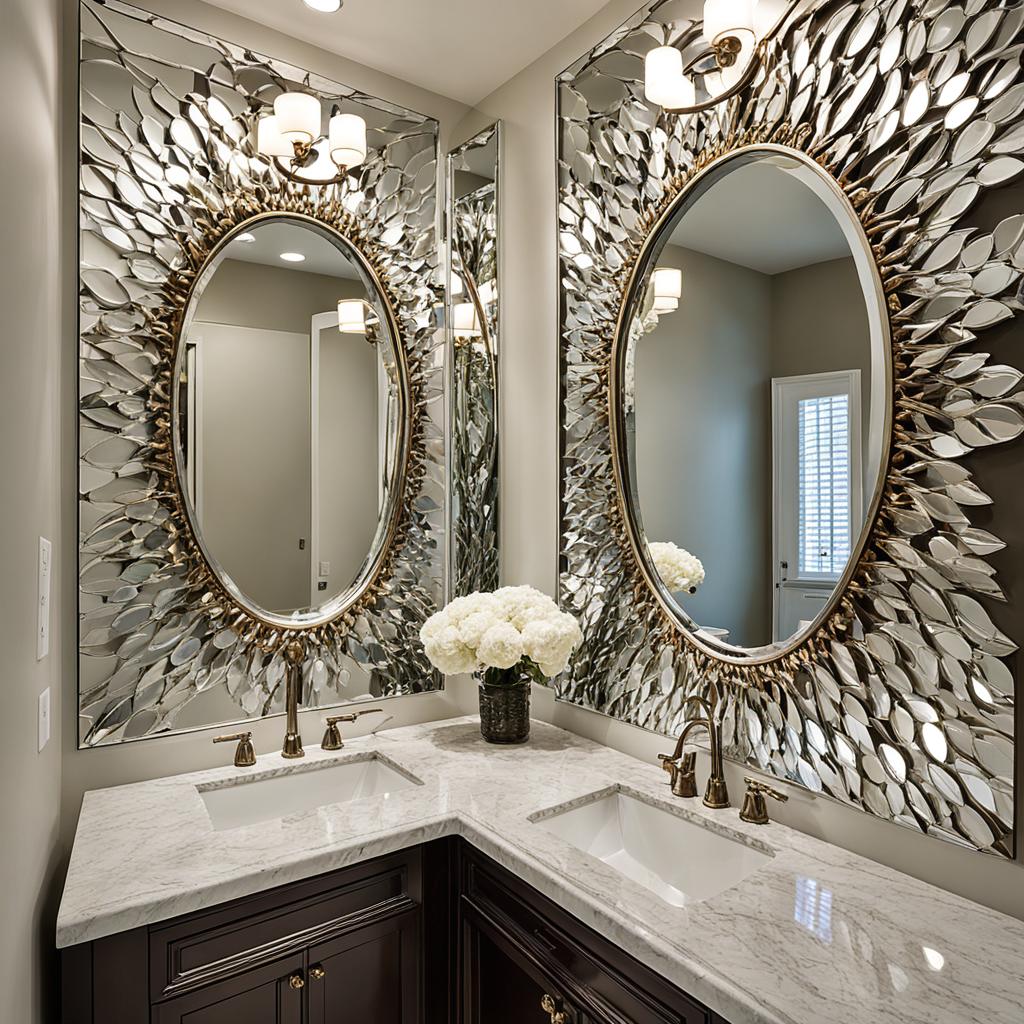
[534,788,772,906]
[198,754,421,831]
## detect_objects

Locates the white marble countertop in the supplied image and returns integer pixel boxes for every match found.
[58,718,1024,1024]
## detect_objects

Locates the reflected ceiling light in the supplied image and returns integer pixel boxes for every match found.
[303,0,342,10]
[279,251,305,263]
[922,947,945,972]
[651,267,682,313]
[453,302,482,339]
[257,93,367,187]
[338,298,367,333]
[236,232,256,243]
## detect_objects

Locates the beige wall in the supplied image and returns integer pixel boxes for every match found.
[59,0,470,856]
[452,0,1024,920]
[0,1,65,1021]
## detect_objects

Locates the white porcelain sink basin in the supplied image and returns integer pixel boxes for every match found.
[199,754,420,831]
[535,788,772,906]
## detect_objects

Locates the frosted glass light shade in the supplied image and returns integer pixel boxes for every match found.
[256,115,293,157]
[274,92,321,145]
[704,0,757,46]
[652,267,682,312]
[453,303,482,338]
[338,299,367,333]
[645,48,696,108]
[645,47,682,106]
[329,113,367,168]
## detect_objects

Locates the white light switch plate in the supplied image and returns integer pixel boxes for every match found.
[38,688,51,752]
[319,561,331,576]
[37,537,52,660]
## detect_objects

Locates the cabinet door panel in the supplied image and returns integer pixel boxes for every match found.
[462,906,581,1024]
[307,909,420,1024]
[152,953,303,1024]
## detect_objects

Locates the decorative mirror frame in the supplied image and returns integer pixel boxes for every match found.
[557,0,1020,855]
[447,122,502,597]
[78,0,444,745]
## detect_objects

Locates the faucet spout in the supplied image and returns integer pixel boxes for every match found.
[659,693,730,809]
[281,639,305,759]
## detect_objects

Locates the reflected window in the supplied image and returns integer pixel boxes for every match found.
[798,390,852,578]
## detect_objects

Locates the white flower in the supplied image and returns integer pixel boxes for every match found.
[422,624,478,675]
[420,586,582,677]
[649,542,705,593]
[477,622,524,669]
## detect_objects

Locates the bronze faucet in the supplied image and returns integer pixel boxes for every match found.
[658,694,730,809]
[282,639,306,759]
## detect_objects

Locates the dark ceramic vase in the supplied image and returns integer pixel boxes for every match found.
[478,669,531,744]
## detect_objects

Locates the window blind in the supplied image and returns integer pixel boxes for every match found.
[798,393,851,578]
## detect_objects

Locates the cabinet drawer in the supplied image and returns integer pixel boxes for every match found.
[150,849,421,1001]
[461,850,712,1024]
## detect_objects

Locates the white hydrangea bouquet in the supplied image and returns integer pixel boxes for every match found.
[420,586,582,743]
[649,542,705,595]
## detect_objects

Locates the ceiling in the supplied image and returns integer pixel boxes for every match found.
[222,221,361,278]
[670,161,854,275]
[201,0,613,105]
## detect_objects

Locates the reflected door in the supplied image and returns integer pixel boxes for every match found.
[772,370,863,642]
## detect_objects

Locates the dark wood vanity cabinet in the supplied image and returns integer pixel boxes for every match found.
[61,840,725,1024]
[456,844,722,1024]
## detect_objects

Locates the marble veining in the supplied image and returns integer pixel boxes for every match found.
[58,719,1024,1024]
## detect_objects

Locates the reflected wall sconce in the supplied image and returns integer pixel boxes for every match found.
[338,298,367,333]
[452,302,482,340]
[257,92,367,186]
[644,0,796,114]
[651,267,682,314]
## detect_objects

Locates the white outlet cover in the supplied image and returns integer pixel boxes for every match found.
[319,561,331,576]
[37,537,52,661]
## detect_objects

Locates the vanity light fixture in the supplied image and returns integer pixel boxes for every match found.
[703,0,757,67]
[257,92,367,187]
[651,267,682,314]
[644,0,796,113]
[279,251,306,263]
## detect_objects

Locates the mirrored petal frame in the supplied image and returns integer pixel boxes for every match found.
[557,0,1022,855]
[78,0,445,745]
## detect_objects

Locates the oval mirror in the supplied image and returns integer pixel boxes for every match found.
[173,215,406,626]
[616,148,891,661]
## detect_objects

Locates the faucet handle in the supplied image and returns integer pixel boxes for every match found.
[213,731,256,767]
[739,777,788,824]
[321,708,384,750]
[658,751,697,798]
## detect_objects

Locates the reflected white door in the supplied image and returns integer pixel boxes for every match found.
[772,370,862,643]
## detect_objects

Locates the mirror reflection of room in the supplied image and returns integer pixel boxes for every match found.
[628,155,885,651]
[180,218,397,618]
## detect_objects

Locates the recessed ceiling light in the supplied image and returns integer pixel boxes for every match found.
[236,232,256,243]
[303,0,342,11]
[279,252,306,263]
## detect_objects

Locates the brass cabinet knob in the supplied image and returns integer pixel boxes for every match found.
[310,964,326,981]
[541,993,569,1024]
[212,731,256,767]
[288,972,305,990]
